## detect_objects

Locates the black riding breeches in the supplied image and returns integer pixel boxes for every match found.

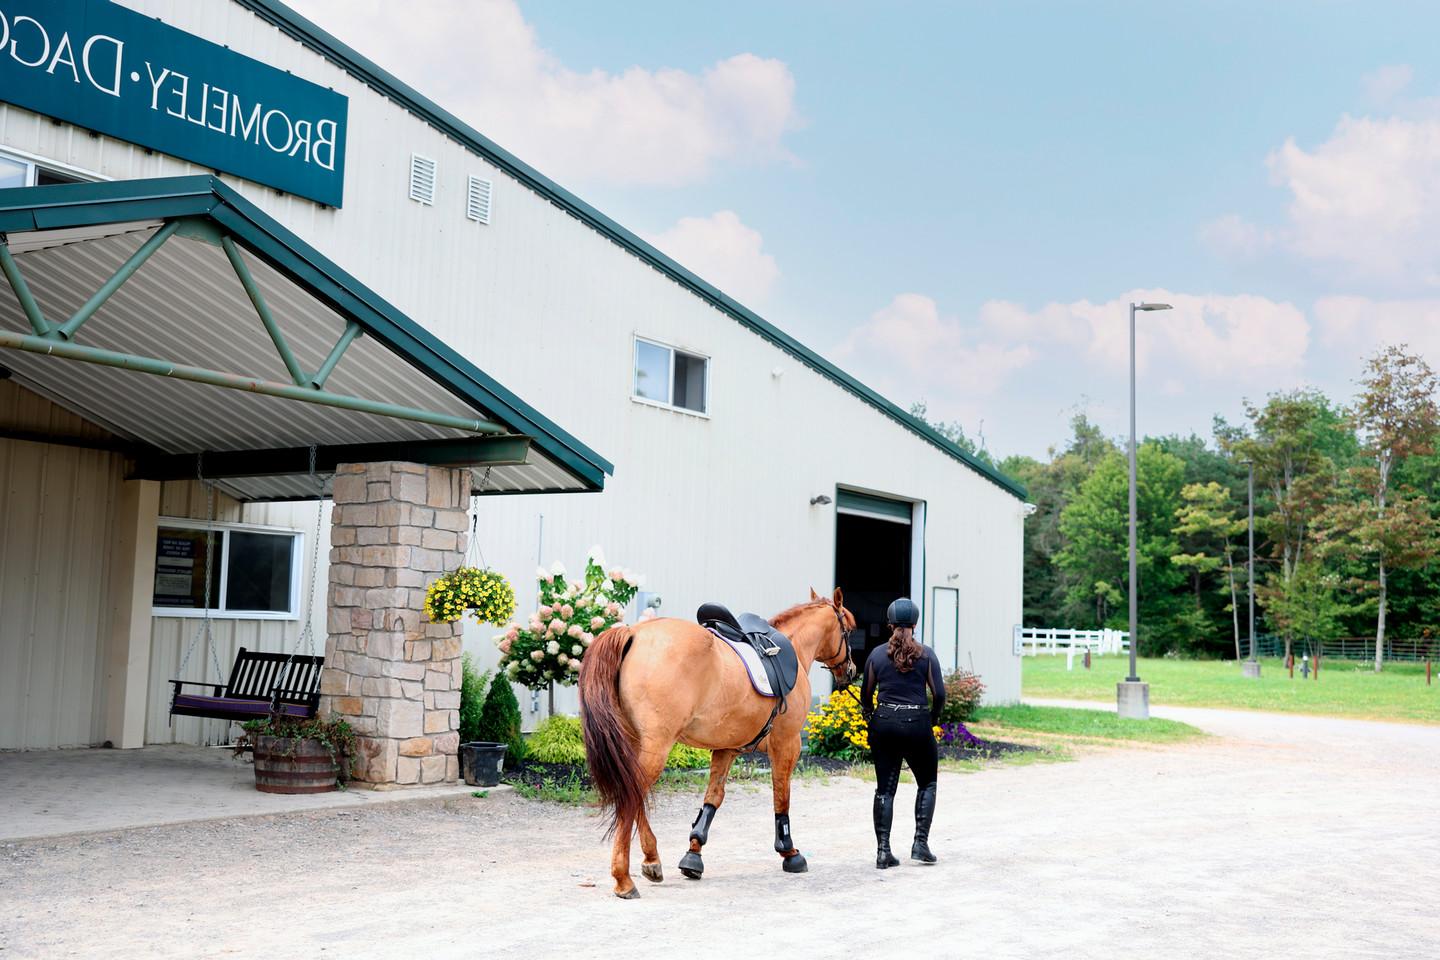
[869,709,938,795]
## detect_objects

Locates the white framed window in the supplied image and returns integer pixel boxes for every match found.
[0,147,92,188]
[632,336,709,415]
[151,519,303,620]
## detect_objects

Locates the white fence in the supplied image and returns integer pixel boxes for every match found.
[1013,627,1129,669]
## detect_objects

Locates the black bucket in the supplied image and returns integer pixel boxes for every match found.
[460,741,506,787]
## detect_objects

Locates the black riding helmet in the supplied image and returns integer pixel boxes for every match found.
[886,597,919,628]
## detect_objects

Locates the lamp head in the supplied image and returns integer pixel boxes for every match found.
[1134,302,1172,311]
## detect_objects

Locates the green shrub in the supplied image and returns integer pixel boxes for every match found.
[527,714,708,770]
[529,715,586,764]
[477,670,527,764]
[458,654,490,745]
[666,743,711,769]
[938,669,985,723]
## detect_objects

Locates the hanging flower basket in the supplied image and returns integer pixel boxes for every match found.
[425,567,517,626]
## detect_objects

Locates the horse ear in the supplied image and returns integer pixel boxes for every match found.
[832,587,844,608]
[810,587,821,601]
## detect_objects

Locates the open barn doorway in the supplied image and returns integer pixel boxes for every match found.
[833,490,916,668]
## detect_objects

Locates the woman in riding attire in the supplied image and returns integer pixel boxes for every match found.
[861,597,945,869]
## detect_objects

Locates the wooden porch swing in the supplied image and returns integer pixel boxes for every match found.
[167,450,326,725]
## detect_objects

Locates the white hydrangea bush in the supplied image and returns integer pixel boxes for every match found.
[493,547,644,690]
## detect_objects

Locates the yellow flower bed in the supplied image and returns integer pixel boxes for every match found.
[804,688,871,758]
[804,687,945,760]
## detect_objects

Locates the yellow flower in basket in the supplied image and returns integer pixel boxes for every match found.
[424,566,516,626]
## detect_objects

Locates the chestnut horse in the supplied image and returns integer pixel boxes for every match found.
[578,588,857,899]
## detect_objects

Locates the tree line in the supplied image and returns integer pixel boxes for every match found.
[913,345,1440,671]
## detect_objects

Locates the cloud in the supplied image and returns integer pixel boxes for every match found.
[1265,114,1440,285]
[979,290,1309,379]
[1206,93,1440,288]
[832,294,1034,424]
[284,0,799,187]
[644,211,780,306]
[1198,213,1276,259]
[1362,65,1413,106]
[829,289,1312,448]
[1313,296,1440,358]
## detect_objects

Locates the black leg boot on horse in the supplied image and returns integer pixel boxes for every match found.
[911,782,938,864]
[774,814,807,873]
[679,803,717,879]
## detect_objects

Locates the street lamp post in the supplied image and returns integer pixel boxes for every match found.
[1118,301,1171,720]
[1242,459,1261,678]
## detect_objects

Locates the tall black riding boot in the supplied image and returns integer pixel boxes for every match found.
[911,783,937,863]
[873,793,900,869]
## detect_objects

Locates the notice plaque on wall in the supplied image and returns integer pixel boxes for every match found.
[0,0,349,206]
[154,531,204,608]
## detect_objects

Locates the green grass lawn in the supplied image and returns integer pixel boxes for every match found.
[971,704,1203,743]
[1023,655,1439,724]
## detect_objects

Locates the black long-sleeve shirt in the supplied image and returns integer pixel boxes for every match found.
[861,644,946,724]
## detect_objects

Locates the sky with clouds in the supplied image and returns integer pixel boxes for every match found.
[287,0,1440,459]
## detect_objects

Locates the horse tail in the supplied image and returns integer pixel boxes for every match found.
[578,625,646,838]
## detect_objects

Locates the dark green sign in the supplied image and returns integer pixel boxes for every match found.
[0,0,348,206]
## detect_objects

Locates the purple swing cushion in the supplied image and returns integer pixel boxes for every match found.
[171,694,314,719]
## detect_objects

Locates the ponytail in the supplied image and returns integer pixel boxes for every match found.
[887,625,922,673]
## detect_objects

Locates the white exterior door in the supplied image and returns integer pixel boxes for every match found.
[932,586,960,672]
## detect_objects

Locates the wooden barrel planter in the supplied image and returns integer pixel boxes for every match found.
[253,735,341,794]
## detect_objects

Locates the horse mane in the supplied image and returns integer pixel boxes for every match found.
[770,599,832,630]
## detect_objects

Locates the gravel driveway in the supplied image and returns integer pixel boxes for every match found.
[3,705,1436,959]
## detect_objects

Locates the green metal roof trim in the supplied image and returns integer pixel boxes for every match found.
[0,175,612,490]
[232,0,1025,501]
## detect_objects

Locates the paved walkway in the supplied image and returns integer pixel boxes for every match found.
[1030,694,1440,746]
[3,708,1437,959]
[0,744,480,841]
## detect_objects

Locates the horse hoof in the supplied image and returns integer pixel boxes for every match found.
[678,852,704,879]
[615,887,641,900]
[782,853,808,874]
[642,862,664,883]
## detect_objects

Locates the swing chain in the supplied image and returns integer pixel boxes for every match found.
[177,453,224,684]
[265,445,323,710]
[297,444,322,656]
[463,466,492,570]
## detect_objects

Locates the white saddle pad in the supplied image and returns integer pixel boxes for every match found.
[717,635,777,697]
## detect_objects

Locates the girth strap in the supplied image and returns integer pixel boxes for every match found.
[739,693,787,753]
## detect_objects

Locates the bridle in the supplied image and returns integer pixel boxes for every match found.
[817,602,855,679]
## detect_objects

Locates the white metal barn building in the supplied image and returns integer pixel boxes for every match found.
[0,0,1025,773]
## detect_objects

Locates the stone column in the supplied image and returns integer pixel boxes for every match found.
[319,461,469,787]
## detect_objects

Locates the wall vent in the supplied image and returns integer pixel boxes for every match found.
[409,154,436,205]
[466,176,493,224]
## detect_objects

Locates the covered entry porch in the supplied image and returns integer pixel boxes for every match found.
[0,177,610,787]
[0,743,485,843]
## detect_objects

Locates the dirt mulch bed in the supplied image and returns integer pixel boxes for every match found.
[501,739,1033,792]
[501,759,594,792]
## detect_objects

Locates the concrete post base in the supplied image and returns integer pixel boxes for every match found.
[1116,680,1149,720]
[1241,660,1262,678]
